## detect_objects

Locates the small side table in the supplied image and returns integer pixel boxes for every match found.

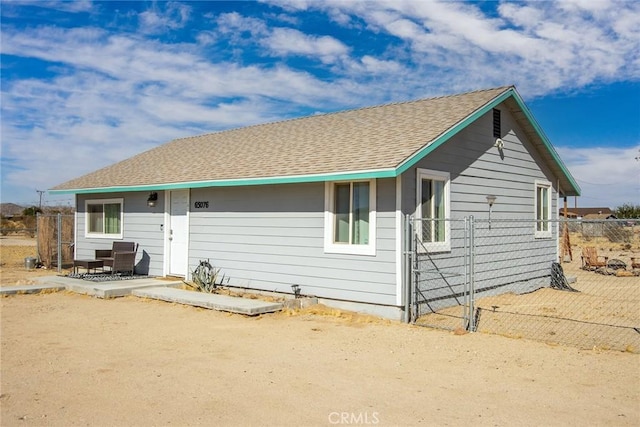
[73,259,105,275]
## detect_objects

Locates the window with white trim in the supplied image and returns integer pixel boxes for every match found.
[416,169,451,252]
[324,180,376,255]
[85,198,123,239]
[534,180,552,238]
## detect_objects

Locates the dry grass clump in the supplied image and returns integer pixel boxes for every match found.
[280,303,392,325]
[36,215,74,268]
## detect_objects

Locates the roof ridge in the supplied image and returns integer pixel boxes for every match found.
[171,85,514,143]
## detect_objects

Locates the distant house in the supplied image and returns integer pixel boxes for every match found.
[50,86,580,320]
[559,207,613,219]
[582,213,617,220]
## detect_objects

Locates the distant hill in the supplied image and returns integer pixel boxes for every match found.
[0,203,25,217]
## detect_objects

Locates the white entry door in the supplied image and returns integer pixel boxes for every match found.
[169,190,189,276]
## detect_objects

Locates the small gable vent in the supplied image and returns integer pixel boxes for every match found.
[493,108,501,138]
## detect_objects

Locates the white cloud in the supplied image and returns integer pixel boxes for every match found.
[263,27,349,63]
[0,21,368,204]
[138,1,192,35]
[259,0,311,13]
[1,0,639,207]
[498,3,544,28]
[285,0,640,97]
[557,145,640,208]
[215,12,268,37]
[359,56,401,74]
[4,0,94,13]
[214,12,349,64]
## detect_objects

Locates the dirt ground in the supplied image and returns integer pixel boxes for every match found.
[418,236,640,352]
[0,236,71,284]
[1,239,639,426]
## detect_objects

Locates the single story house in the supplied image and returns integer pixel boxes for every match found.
[51,86,580,320]
[560,207,613,219]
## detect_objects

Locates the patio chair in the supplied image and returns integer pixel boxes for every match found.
[109,251,136,276]
[581,246,608,271]
[96,241,137,269]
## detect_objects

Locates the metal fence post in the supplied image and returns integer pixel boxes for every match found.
[57,213,62,273]
[468,215,476,332]
[403,215,412,323]
[412,218,420,322]
[36,212,40,263]
[462,217,469,330]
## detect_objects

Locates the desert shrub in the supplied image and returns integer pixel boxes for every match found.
[22,206,42,216]
[1,218,16,235]
[188,259,226,293]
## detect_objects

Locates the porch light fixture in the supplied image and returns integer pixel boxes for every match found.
[147,192,158,208]
[486,195,497,230]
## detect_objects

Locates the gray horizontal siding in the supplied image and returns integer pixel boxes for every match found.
[404,103,559,313]
[402,104,558,220]
[188,181,398,306]
[403,103,559,216]
[75,192,165,275]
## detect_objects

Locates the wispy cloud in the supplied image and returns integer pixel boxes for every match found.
[1,0,639,206]
[138,1,192,35]
[4,0,94,13]
[557,146,640,207]
[263,27,349,64]
[281,0,640,96]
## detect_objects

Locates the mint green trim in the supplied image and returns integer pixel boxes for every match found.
[49,169,397,195]
[395,89,514,175]
[396,87,580,195]
[50,87,580,197]
[508,91,581,195]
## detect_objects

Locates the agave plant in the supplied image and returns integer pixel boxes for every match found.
[189,259,225,293]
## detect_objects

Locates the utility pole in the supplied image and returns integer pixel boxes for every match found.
[36,190,45,209]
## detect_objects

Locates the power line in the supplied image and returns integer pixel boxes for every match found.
[35,190,45,209]
[576,176,640,186]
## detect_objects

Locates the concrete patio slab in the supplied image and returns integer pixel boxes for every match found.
[67,279,184,298]
[23,275,184,298]
[0,283,66,295]
[2,276,282,315]
[132,286,283,315]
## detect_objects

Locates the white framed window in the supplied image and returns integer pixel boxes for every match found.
[85,198,123,239]
[416,169,451,252]
[324,180,376,256]
[534,180,552,238]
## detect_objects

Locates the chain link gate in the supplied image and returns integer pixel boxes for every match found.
[406,216,640,352]
[37,213,75,272]
[407,217,476,331]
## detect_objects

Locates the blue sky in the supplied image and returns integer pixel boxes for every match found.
[1,0,639,209]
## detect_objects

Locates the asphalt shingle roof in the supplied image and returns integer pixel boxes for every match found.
[51,86,519,191]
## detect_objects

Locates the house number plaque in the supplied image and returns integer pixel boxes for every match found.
[194,201,209,209]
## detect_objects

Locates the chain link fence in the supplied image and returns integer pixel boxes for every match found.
[37,213,75,271]
[411,218,640,353]
[410,218,472,330]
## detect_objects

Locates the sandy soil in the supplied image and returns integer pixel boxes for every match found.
[0,237,71,284]
[417,238,640,352]
[1,242,639,426]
